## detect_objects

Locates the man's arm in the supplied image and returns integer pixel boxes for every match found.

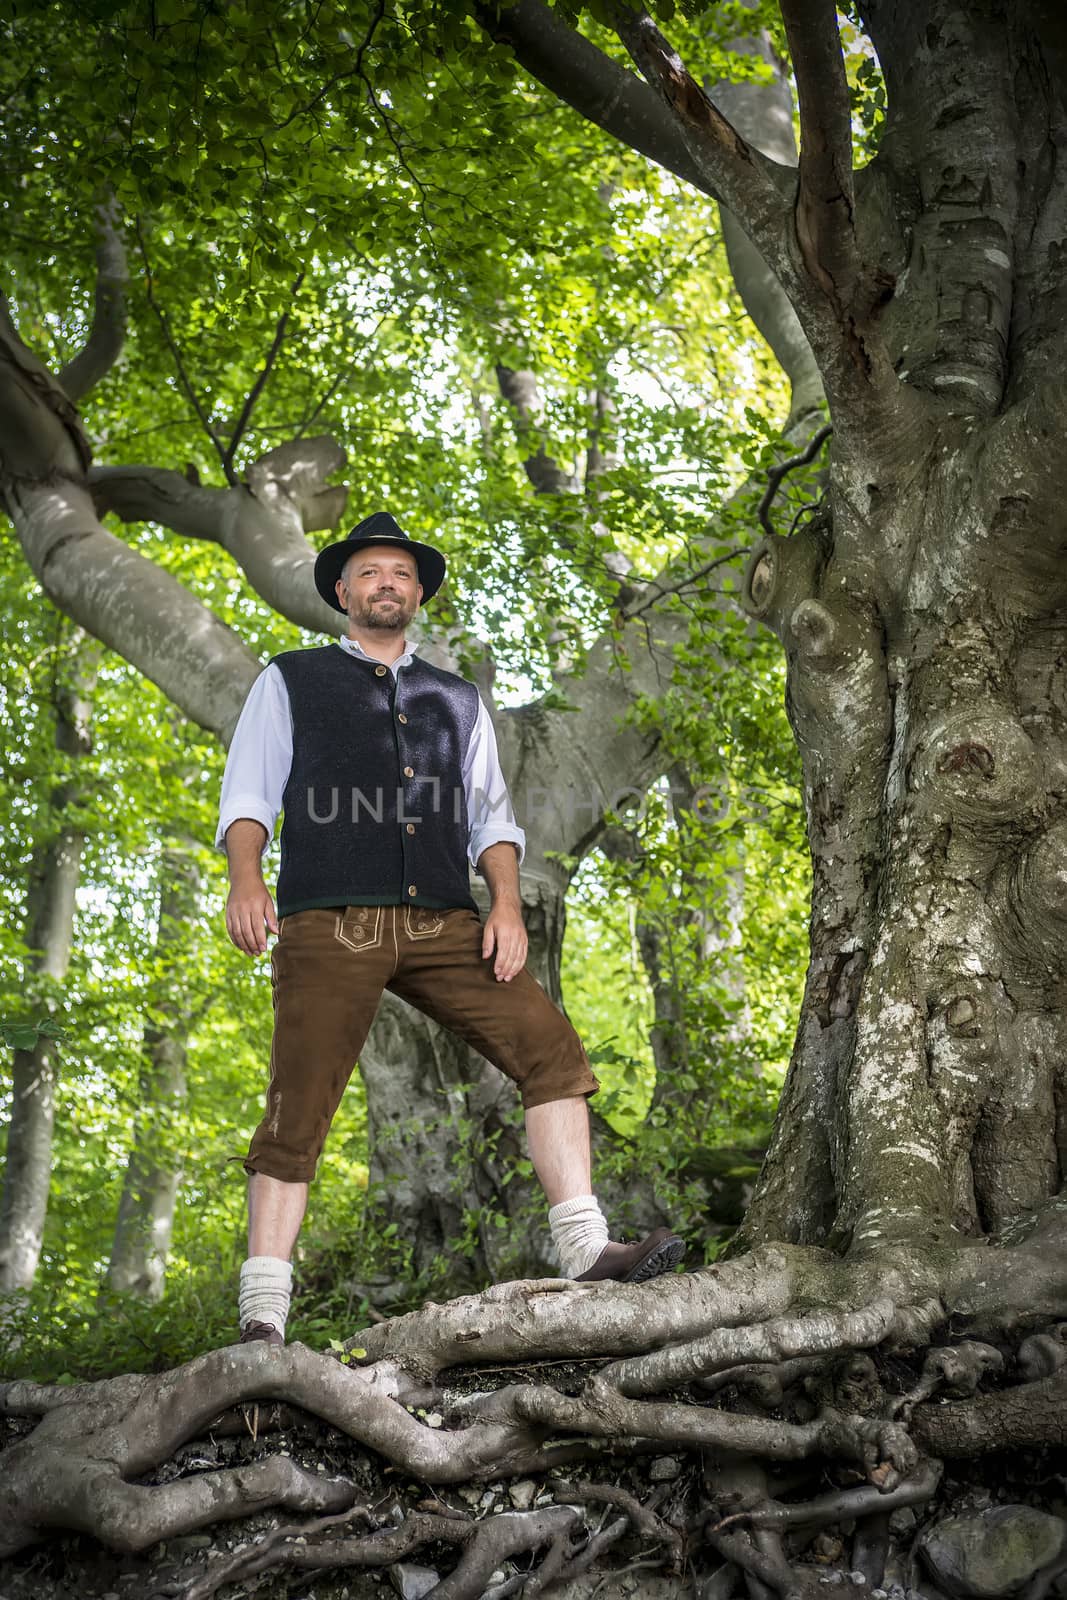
[478,841,528,982]
[225,819,279,956]
[463,697,527,867]
[217,664,292,956]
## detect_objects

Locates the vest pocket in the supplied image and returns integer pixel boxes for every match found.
[404,906,445,941]
[334,906,384,952]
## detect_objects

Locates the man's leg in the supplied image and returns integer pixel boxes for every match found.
[524,1095,592,1205]
[238,1175,308,1344]
[389,910,684,1283]
[525,1094,612,1277]
[239,907,392,1342]
[249,1172,308,1256]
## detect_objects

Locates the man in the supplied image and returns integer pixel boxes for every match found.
[218,510,684,1344]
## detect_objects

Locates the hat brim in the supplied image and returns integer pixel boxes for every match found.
[314,534,446,612]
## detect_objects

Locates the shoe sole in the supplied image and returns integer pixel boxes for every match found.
[624,1234,686,1283]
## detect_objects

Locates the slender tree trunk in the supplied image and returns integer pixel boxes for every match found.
[106,839,202,1301]
[0,631,100,1292]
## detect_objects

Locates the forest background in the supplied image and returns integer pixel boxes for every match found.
[0,0,820,1377]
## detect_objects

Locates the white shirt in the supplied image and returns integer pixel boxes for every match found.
[216,637,526,870]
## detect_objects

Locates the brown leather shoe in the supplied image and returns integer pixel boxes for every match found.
[576,1226,685,1284]
[239,1320,285,1346]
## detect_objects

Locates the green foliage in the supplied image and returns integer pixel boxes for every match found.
[0,0,854,1371]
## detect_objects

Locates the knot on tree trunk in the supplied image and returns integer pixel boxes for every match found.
[912,704,1042,827]
[742,531,821,639]
[1009,818,1067,967]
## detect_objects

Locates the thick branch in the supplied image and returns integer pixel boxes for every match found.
[58,198,129,403]
[474,0,726,200]
[89,463,227,542]
[7,479,260,742]
[90,437,349,637]
[608,6,790,257]
[711,40,824,422]
[777,0,859,306]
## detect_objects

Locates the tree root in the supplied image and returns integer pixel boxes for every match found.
[172,1504,582,1600]
[705,1459,942,1536]
[600,1295,919,1396]
[172,1483,686,1600]
[555,1478,683,1562]
[0,1343,559,1557]
[912,1364,1067,1456]
[4,1232,1067,1595]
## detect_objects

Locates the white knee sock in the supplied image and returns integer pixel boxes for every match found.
[548,1195,610,1278]
[239,1255,293,1336]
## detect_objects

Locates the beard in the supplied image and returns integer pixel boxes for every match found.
[348,592,416,631]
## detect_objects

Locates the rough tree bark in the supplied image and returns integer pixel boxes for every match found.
[0,627,100,1294]
[106,835,203,1301]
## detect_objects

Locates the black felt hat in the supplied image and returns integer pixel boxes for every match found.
[314,512,447,612]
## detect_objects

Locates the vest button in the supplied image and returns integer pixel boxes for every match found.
[406,823,415,835]
[403,765,414,777]
[398,713,408,724]
[408,884,417,896]
[374,665,387,677]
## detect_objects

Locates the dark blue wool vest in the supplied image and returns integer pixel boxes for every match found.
[272,646,481,917]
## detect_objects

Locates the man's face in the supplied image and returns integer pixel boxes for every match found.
[337,545,422,632]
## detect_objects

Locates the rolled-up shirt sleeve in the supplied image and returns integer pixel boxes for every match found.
[215,664,293,854]
[464,695,526,870]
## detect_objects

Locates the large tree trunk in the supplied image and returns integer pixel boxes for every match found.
[739,419,1067,1255]
[733,0,1067,1262]
[0,630,99,1293]
[106,838,203,1301]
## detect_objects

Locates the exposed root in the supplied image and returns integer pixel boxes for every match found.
[172,1487,683,1600]
[554,1478,683,1562]
[705,1459,941,1536]
[891,1338,1004,1418]
[700,1353,826,1400]
[912,1364,1067,1456]
[600,1295,911,1396]
[345,1246,941,1375]
[171,1502,376,1600]
[4,1233,1067,1596]
[173,1505,582,1600]
[0,1342,559,1557]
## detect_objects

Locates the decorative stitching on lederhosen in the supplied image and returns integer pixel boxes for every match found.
[334,905,385,952]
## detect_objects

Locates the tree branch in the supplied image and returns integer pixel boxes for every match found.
[777,0,860,307]
[222,270,306,474]
[134,217,236,483]
[474,0,791,207]
[89,464,227,542]
[90,437,350,637]
[757,421,832,537]
[58,197,129,403]
[606,6,790,264]
[7,478,260,742]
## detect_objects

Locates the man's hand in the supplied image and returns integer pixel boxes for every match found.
[224,819,276,955]
[482,899,528,981]
[226,880,279,956]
